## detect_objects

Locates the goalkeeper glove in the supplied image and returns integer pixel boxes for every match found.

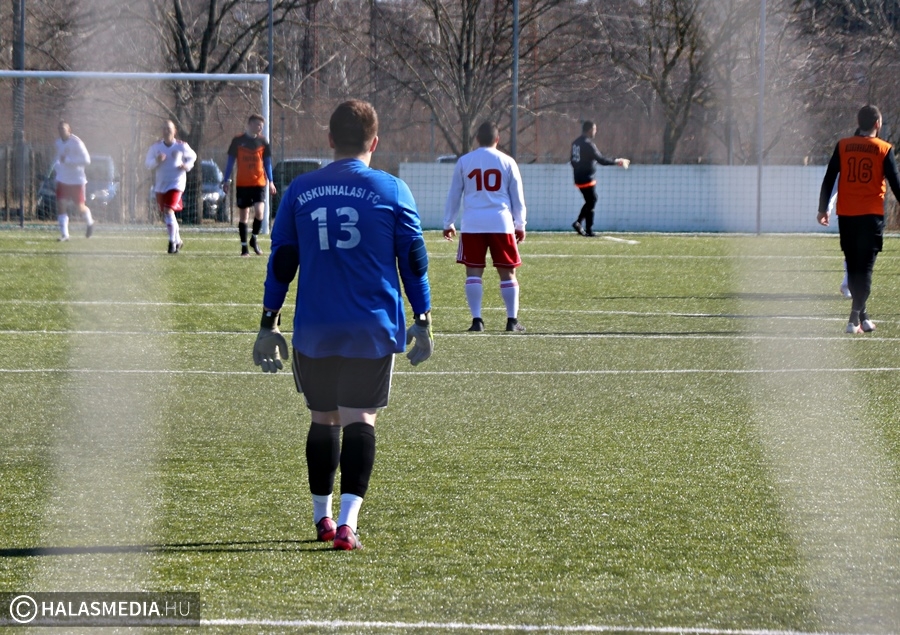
[405,312,434,366]
[253,309,289,373]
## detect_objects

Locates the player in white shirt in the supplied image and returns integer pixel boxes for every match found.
[145,120,197,254]
[443,121,527,332]
[53,121,94,241]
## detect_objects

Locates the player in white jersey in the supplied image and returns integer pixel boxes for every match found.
[53,121,94,241]
[145,120,197,254]
[443,121,527,332]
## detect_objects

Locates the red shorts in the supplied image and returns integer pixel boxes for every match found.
[456,232,521,269]
[56,183,85,205]
[156,190,184,213]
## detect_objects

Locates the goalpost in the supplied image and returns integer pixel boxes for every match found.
[0,70,271,231]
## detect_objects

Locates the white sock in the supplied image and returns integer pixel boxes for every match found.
[312,494,332,524]
[83,207,94,226]
[465,277,484,319]
[842,261,849,286]
[58,214,69,238]
[165,212,177,242]
[500,279,520,318]
[337,493,364,532]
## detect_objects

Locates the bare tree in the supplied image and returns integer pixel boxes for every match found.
[791,0,900,151]
[325,0,586,157]
[594,0,710,164]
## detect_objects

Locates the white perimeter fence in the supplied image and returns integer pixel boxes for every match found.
[401,163,839,234]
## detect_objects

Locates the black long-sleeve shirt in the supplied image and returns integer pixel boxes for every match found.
[570,135,617,186]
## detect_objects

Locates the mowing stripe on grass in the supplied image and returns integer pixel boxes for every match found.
[27,252,170,592]
[737,247,900,631]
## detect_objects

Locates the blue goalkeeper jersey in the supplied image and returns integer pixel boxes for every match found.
[263,158,431,359]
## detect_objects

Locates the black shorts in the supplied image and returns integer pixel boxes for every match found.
[291,351,394,411]
[838,214,883,256]
[235,186,266,209]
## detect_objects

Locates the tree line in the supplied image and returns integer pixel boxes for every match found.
[2,0,899,168]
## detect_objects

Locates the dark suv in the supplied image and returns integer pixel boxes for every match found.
[200,159,228,222]
[272,157,329,216]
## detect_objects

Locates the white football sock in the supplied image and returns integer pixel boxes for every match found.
[312,493,332,523]
[465,277,483,318]
[500,279,520,318]
[58,214,69,239]
[165,211,177,242]
[337,493,363,532]
[83,207,94,226]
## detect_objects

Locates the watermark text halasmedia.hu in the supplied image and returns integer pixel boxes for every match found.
[2,592,200,626]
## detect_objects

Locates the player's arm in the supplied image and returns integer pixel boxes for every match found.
[508,162,527,242]
[264,155,276,194]
[145,144,160,170]
[818,144,841,225]
[74,139,90,167]
[395,183,433,366]
[256,192,299,372]
[180,143,198,171]
[222,155,236,184]
[883,149,900,202]
[442,162,464,240]
[590,142,617,167]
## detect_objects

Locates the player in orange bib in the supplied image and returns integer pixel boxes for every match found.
[818,105,900,333]
[222,114,277,257]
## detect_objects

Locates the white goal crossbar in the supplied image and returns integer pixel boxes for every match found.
[0,70,273,230]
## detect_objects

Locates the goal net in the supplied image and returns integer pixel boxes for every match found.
[0,71,269,227]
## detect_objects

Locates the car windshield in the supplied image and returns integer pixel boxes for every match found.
[202,162,222,183]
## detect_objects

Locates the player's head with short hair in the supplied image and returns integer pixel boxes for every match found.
[246,114,265,136]
[582,120,596,135]
[329,100,378,156]
[475,121,500,148]
[57,121,71,140]
[858,105,882,134]
[162,120,177,143]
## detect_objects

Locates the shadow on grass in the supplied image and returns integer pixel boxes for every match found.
[0,540,330,557]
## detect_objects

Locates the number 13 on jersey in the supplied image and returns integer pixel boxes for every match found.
[311,207,361,250]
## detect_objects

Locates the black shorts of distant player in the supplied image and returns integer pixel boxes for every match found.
[235,186,266,209]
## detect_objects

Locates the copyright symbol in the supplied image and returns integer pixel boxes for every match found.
[9,595,38,624]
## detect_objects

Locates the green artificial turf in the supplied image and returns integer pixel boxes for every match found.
[1,227,899,634]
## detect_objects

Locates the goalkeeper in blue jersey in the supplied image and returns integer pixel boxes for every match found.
[253,99,433,551]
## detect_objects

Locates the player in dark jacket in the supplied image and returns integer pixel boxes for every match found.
[570,121,629,237]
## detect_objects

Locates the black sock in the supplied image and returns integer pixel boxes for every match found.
[306,423,341,496]
[238,222,248,245]
[340,422,376,498]
[252,218,262,236]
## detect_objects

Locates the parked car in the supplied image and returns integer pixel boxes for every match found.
[147,158,228,222]
[200,159,228,222]
[36,154,120,220]
[272,157,329,216]
[436,154,458,164]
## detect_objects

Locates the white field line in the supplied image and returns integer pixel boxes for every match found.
[200,618,847,635]
[4,249,895,260]
[0,299,885,323]
[2,367,900,376]
[0,329,894,340]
